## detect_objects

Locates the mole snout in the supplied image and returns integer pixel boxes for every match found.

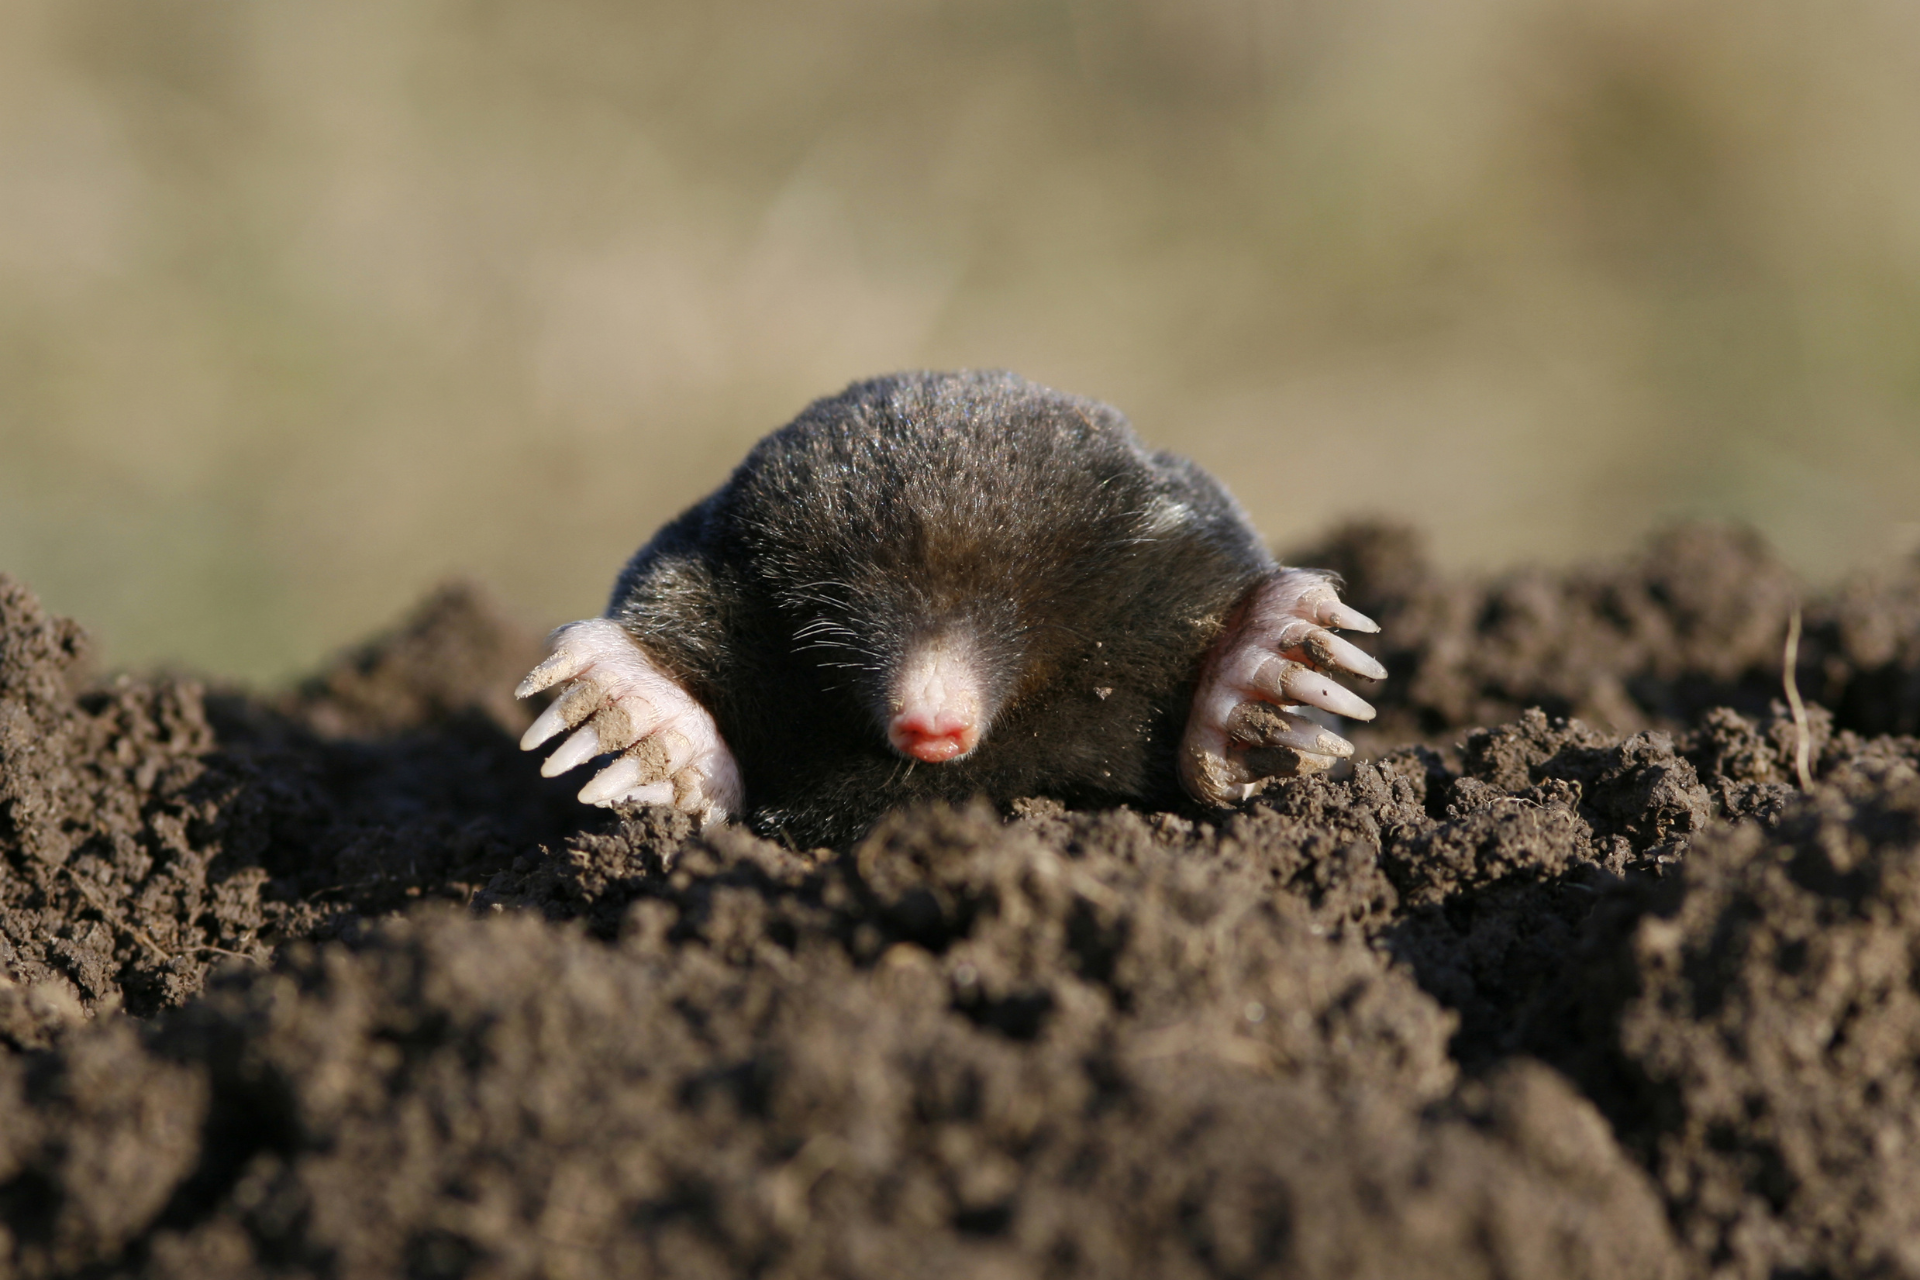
[885,630,990,763]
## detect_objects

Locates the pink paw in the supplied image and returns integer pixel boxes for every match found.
[1178,569,1386,808]
[516,619,743,826]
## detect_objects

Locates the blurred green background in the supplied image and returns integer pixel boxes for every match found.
[2,0,1916,682]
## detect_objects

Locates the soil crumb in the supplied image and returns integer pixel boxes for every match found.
[2,522,1918,1279]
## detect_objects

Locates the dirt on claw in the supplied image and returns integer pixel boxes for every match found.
[3,522,1920,1279]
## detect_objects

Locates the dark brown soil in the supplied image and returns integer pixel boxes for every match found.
[3,522,1918,1279]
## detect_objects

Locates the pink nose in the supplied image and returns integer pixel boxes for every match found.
[887,711,979,763]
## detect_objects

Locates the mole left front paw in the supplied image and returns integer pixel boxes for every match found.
[516,618,743,826]
[1179,568,1386,808]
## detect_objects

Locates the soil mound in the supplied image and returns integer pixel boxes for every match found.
[1297,520,1920,743]
[1568,768,1920,1279]
[0,577,578,1027]
[1,523,1918,1278]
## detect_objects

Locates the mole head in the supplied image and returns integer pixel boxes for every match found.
[743,370,1152,766]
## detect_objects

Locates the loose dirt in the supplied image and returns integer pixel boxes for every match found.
[2,522,1917,1279]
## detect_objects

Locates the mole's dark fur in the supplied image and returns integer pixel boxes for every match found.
[608,370,1274,845]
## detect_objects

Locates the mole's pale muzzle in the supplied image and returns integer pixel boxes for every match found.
[885,632,986,763]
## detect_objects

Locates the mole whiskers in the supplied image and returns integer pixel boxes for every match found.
[794,615,884,672]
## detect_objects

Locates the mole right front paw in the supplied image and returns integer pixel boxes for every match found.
[1178,568,1386,809]
[516,618,743,826]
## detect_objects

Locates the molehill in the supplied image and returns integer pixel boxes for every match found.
[1,521,1917,1279]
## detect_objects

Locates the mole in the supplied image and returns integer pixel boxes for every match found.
[517,370,1385,846]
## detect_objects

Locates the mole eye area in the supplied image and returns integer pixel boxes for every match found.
[886,631,987,764]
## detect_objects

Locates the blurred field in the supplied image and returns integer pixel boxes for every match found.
[1,0,1916,681]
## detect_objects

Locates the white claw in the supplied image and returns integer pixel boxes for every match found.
[1274,664,1377,721]
[579,753,647,805]
[1313,729,1356,757]
[541,723,603,778]
[1230,703,1355,755]
[516,647,587,699]
[1311,631,1388,681]
[619,780,676,807]
[1318,601,1380,634]
[520,700,573,752]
